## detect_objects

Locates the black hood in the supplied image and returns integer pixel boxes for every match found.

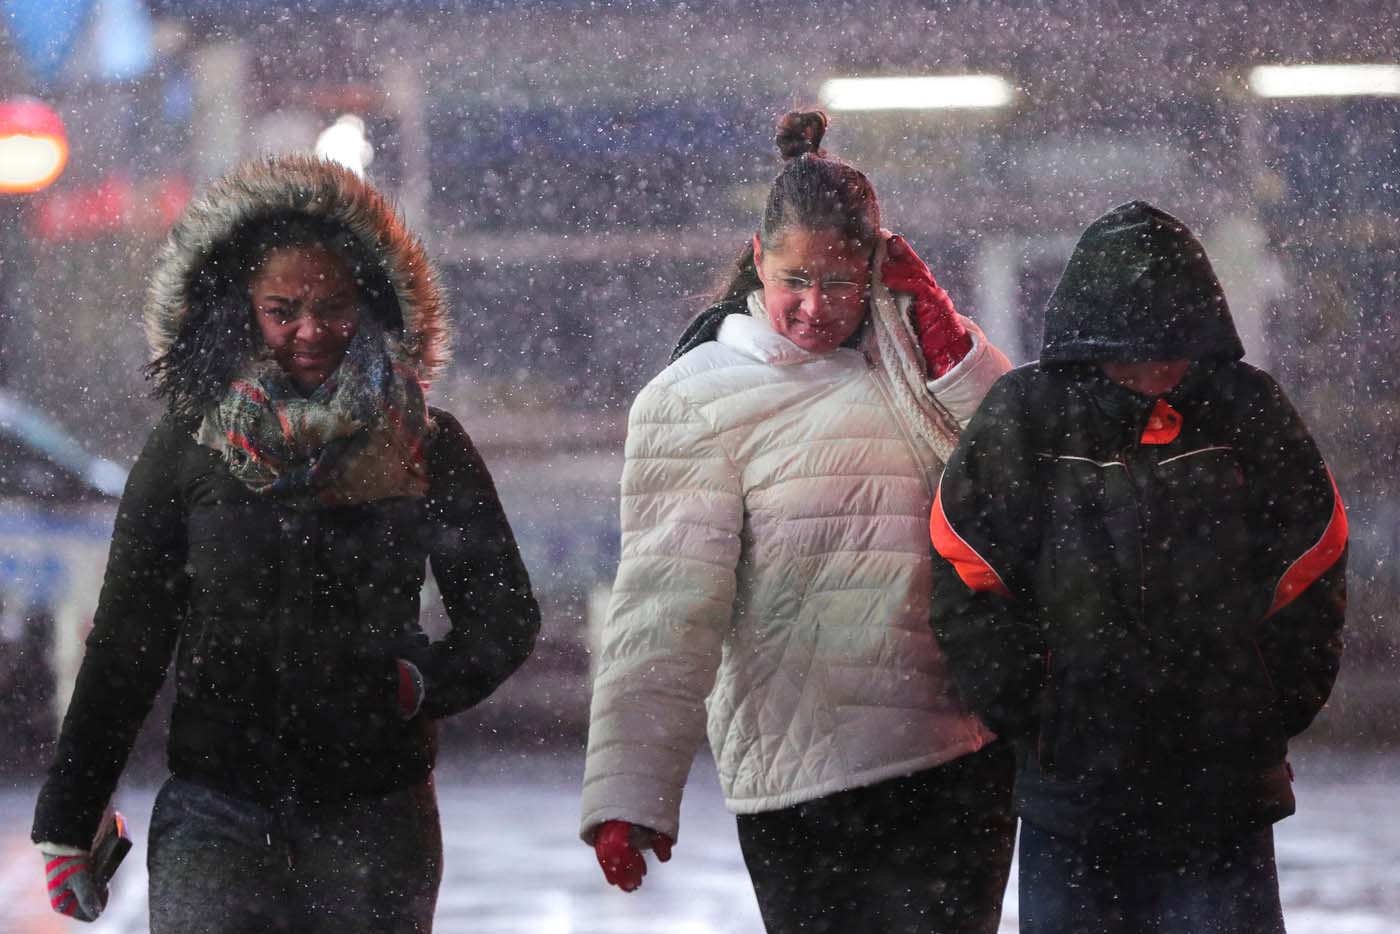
[1040,201,1243,365]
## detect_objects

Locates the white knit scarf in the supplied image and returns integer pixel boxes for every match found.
[863,235,963,465]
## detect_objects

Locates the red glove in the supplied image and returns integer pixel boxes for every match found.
[881,235,972,378]
[593,819,674,892]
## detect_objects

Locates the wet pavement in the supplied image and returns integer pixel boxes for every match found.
[1,744,1397,933]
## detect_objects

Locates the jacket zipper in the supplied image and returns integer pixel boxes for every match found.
[1120,445,1148,627]
[1038,648,1054,772]
[1251,639,1278,697]
[271,507,312,867]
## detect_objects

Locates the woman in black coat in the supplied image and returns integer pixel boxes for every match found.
[32,155,540,933]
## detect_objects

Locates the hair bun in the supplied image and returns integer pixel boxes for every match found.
[775,110,828,160]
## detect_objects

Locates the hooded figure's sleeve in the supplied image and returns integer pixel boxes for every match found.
[32,418,189,847]
[1238,371,1347,737]
[580,381,743,844]
[411,411,540,719]
[928,373,1046,738]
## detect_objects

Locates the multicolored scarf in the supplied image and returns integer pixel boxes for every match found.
[196,323,430,507]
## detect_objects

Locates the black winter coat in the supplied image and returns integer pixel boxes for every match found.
[33,409,540,847]
[929,202,1346,842]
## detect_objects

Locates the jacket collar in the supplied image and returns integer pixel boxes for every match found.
[714,291,861,367]
[1075,358,1223,434]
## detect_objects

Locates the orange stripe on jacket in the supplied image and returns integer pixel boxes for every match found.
[1265,470,1348,619]
[930,483,1012,598]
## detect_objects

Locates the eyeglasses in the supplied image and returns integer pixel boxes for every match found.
[772,274,866,300]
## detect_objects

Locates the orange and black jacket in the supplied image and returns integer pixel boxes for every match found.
[929,202,1347,840]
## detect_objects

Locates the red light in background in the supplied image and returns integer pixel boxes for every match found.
[0,97,69,195]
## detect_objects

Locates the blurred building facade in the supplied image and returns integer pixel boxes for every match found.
[1,0,1396,733]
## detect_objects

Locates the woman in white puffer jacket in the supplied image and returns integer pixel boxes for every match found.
[581,111,1015,934]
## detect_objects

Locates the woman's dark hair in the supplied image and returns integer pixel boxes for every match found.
[712,110,882,305]
[145,211,402,419]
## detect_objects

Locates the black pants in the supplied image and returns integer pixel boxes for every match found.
[735,743,1016,934]
[147,776,442,934]
[1018,820,1286,934]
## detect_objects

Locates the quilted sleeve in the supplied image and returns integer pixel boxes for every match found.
[925,317,1014,428]
[579,380,744,844]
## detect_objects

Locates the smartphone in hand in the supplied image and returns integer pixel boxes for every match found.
[90,810,132,891]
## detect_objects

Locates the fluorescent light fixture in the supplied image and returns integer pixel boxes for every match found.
[1248,64,1400,98]
[820,75,1014,111]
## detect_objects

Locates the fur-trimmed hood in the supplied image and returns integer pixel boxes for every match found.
[145,154,450,383]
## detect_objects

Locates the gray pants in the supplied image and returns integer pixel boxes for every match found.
[147,776,442,934]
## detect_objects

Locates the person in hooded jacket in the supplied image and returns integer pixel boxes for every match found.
[31,155,540,933]
[580,110,1017,934]
[929,201,1347,934]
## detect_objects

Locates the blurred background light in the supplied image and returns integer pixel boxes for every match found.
[0,96,69,194]
[314,113,374,177]
[819,75,1015,111]
[1248,63,1400,98]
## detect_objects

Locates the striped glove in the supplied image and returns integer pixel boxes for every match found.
[39,844,105,922]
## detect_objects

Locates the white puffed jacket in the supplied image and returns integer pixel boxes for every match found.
[580,295,1012,842]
